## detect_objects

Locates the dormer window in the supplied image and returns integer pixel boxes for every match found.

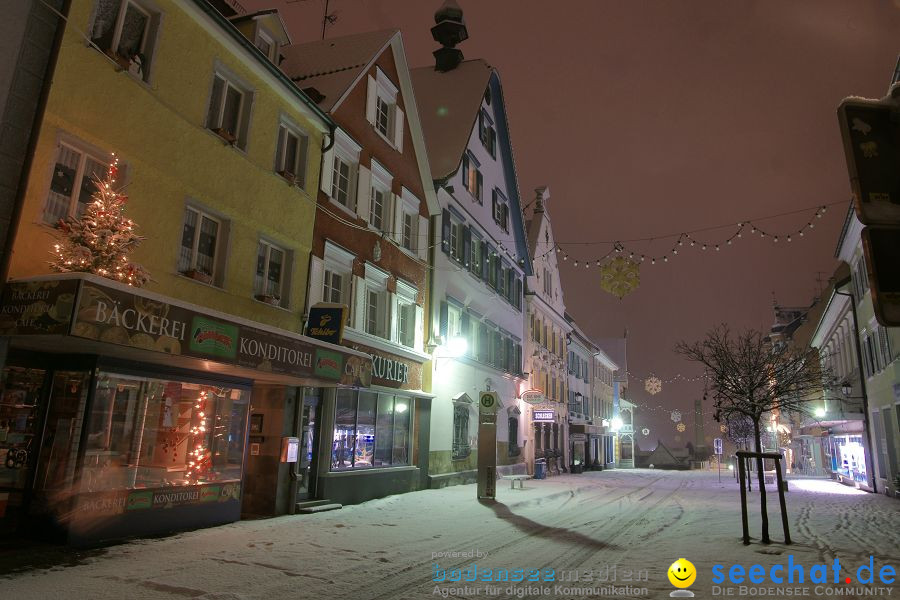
[254,27,277,62]
[366,67,404,151]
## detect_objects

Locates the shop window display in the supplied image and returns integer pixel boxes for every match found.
[0,367,46,488]
[331,389,411,470]
[80,372,248,491]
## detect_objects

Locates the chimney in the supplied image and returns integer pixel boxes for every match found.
[431,0,468,72]
[534,186,550,213]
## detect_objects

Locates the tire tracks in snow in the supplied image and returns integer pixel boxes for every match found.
[345,473,671,600]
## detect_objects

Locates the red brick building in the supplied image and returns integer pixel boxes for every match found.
[281,30,439,506]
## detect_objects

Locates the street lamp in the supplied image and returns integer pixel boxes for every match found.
[610,417,623,432]
[815,407,826,418]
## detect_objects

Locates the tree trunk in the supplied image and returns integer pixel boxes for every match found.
[753,419,770,543]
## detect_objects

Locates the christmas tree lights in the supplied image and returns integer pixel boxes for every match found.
[50,153,150,287]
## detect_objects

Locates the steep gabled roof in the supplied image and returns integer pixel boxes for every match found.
[410,59,493,180]
[280,29,397,112]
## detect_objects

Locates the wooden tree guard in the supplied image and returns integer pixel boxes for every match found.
[736,450,791,546]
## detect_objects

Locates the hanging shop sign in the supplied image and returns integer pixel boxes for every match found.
[534,409,555,422]
[520,389,545,405]
[1,276,372,387]
[305,303,347,345]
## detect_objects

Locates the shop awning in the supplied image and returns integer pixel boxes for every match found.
[0,274,373,388]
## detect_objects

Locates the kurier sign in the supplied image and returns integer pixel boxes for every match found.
[1,276,372,387]
[347,343,422,390]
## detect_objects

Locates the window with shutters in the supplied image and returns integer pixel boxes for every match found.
[368,163,392,231]
[326,131,360,213]
[178,205,227,286]
[332,156,354,209]
[479,111,496,158]
[448,219,465,264]
[462,154,483,203]
[206,70,252,148]
[366,67,403,149]
[274,122,309,187]
[89,0,160,82]
[363,265,390,339]
[467,233,481,278]
[44,140,111,224]
[393,280,418,349]
[323,241,354,325]
[492,189,509,232]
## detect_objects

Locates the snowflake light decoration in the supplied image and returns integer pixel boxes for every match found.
[641,428,650,436]
[720,424,728,433]
[670,410,682,423]
[676,422,686,432]
[644,376,662,395]
[599,256,640,299]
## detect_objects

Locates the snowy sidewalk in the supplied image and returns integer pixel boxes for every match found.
[0,469,898,600]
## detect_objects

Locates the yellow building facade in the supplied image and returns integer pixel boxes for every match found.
[10,0,327,329]
[0,0,379,544]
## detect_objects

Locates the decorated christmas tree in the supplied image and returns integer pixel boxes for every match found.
[50,154,150,287]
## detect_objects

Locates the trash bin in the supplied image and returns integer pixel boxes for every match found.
[534,459,546,480]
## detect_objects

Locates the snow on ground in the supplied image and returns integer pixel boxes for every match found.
[0,469,898,600]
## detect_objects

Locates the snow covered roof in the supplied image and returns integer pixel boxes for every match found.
[597,338,627,379]
[410,59,493,179]
[281,29,398,112]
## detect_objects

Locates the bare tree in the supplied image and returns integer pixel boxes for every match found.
[676,325,835,543]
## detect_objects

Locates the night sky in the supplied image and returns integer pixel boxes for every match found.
[245,0,900,446]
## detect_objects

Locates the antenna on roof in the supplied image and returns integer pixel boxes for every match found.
[290,0,341,40]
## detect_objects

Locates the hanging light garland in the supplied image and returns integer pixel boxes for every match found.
[538,203,836,269]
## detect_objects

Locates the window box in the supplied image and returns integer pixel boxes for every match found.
[182,268,213,285]
[255,294,281,306]
[212,127,237,146]
[104,48,132,71]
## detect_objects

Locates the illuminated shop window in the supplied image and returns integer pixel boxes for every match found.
[331,389,411,470]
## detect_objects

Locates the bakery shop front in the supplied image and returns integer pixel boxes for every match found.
[0,274,372,545]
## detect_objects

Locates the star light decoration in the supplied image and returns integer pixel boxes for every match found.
[676,422,687,433]
[644,376,662,395]
[641,427,650,436]
[599,256,640,299]
[671,410,682,423]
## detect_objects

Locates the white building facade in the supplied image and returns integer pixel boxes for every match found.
[413,58,532,486]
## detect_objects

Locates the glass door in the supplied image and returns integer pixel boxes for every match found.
[297,388,321,500]
[31,371,92,511]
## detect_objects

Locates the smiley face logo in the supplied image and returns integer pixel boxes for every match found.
[668,558,696,589]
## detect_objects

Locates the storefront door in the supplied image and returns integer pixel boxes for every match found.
[31,370,92,515]
[297,388,321,500]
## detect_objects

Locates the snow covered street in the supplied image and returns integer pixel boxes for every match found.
[1,469,898,600]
